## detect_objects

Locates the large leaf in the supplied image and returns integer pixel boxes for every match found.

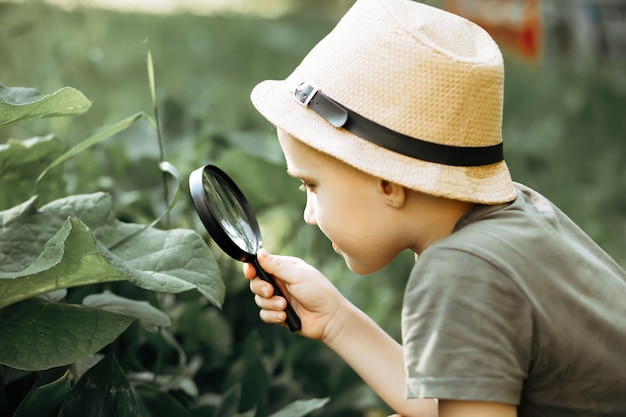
[99,218,225,306]
[0,135,66,210]
[0,216,128,308]
[0,192,224,309]
[268,398,330,417]
[0,83,92,128]
[58,353,139,417]
[0,298,135,370]
[83,290,171,332]
[12,370,72,417]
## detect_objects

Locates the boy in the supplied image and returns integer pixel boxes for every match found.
[243,0,626,416]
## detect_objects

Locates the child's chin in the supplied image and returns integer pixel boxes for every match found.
[344,258,375,276]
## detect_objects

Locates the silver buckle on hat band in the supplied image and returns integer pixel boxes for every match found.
[293,82,319,107]
[292,82,349,128]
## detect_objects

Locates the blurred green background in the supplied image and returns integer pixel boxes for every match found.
[1,0,624,415]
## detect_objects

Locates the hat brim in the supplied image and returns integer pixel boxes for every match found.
[251,79,517,205]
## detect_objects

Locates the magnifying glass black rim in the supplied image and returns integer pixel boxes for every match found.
[189,163,303,332]
[189,164,262,262]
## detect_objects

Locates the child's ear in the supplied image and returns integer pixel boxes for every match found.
[379,180,406,208]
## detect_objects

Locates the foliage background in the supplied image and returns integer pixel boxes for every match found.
[1,0,624,416]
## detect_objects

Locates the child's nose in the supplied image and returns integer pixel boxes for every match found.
[303,199,316,226]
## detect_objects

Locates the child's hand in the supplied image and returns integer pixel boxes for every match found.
[243,249,347,341]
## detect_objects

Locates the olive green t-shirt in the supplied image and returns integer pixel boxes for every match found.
[402,183,626,416]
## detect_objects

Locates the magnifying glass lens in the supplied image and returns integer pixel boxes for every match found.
[201,169,258,254]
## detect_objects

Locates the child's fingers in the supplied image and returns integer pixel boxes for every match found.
[249,277,274,298]
[254,294,286,311]
[259,308,287,324]
[254,293,288,324]
[242,262,257,279]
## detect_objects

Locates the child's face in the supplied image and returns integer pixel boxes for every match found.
[277,129,409,275]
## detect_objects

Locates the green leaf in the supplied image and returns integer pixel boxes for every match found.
[240,333,269,414]
[0,135,66,210]
[83,291,171,331]
[0,298,135,370]
[0,192,224,309]
[0,83,91,128]
[12,369,72,417]
[177,303,233,360]
[136,386,192,417]
[146,41,157,111]
[58,353,139,417]
[233,410,257,417]
[213,385,244,417]
[223,332,269,415]
[108,160,181,251]
[0,216,129,308]
[267,398,330,417]
[36,111,155,183]
[102,222,225,306]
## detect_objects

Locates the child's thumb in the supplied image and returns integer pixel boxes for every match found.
[256,249,290,281]
[257,248,270,259]
[256,248,274,270]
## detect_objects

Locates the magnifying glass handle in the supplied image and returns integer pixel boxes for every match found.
[251,257,302,332]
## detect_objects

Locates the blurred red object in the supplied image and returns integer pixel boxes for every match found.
[446,0,543,61]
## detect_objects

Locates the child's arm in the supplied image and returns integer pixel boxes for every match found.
[244,250,438,417]
[439,401,516,417]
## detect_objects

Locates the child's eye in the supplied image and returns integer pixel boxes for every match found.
[298,182,315,192]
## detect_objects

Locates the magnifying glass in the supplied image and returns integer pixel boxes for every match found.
[189,164,302,332]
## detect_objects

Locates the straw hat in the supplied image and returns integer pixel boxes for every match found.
[250,0,516,204]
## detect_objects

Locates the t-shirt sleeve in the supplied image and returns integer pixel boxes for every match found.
[402,247,533,404]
